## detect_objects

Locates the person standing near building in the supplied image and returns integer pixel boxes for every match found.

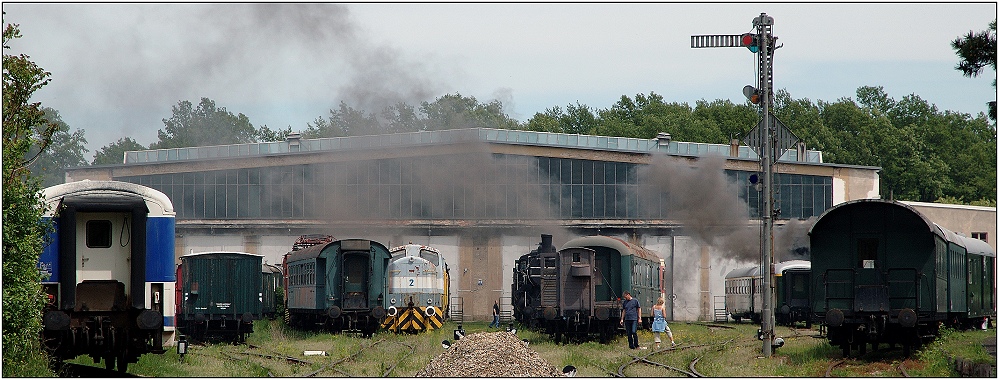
[489,300,501,328]
[619,291,643,349]
[651,297,676,349]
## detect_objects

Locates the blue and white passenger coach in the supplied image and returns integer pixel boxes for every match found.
[39,180,176,372]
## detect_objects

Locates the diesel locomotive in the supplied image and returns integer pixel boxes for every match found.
[381,243,451,333]
[39,180,176,372]
[809,199,996,357]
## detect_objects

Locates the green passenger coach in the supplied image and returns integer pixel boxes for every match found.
[809,199,996,357]
[283,238,390,337]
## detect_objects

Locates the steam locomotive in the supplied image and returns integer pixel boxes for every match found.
[513,234,665,343]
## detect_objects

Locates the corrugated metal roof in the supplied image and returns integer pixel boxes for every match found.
[121,128,826,165]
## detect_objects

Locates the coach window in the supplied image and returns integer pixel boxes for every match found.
[86,220,113,248]
[857,238,879,268]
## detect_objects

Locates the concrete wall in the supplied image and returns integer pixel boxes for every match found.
[903,201,997,252]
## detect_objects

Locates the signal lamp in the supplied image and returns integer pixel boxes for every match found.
[741,33,760,53]
[743,85,761,105]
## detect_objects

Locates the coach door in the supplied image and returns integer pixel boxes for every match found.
[341,240,372,311]
[76,212,132,291]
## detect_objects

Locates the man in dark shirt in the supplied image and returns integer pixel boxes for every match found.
[489,300,501,328]
[619,291,643,349]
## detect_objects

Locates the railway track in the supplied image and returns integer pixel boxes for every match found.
[300,338,415,377]
[615,330,817,378]
[616,342,720,377]
[824,358,911,377]
[302,338,384,377]
[179,328,423,378]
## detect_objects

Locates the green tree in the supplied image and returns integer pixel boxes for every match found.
[523,102,597,135]
[951,19,997,120]
[591,92,727,143]
[303,101,381,138]
[256,124,294,143]
[691,99,759,143]
[27,107,88,187]
[92,136,146,165]
[2,18,57,377]
[381,102,425,134]
[420,93,520,131]
[150,97,259,149]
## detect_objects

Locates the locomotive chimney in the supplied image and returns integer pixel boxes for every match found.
[540,234,555,253]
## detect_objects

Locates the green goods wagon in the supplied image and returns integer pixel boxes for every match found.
[177,251,263,343]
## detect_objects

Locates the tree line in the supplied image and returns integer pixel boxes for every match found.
[35,85,997,206]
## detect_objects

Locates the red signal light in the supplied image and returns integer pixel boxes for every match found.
[741,33,760,53]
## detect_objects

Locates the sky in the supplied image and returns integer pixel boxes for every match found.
[3,2,996,157]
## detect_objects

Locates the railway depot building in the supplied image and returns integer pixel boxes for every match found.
[66,128,884,322]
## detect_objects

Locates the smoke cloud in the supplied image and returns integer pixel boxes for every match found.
[256,138,814,261]
[635,153,813,265]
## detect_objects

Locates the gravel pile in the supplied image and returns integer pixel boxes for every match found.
[415,331,564,377]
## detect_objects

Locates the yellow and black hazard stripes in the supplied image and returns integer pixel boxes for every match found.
[381,306,444,333]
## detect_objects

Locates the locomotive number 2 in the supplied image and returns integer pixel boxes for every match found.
[409,279,415,286]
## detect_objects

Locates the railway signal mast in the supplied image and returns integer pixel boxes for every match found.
[692,13,793,358]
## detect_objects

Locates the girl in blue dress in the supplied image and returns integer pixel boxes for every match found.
[651,297,676,349]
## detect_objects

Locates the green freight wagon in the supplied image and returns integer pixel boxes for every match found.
[176,251,263,343]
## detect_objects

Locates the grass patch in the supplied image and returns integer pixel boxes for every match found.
[95,319,993,377]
